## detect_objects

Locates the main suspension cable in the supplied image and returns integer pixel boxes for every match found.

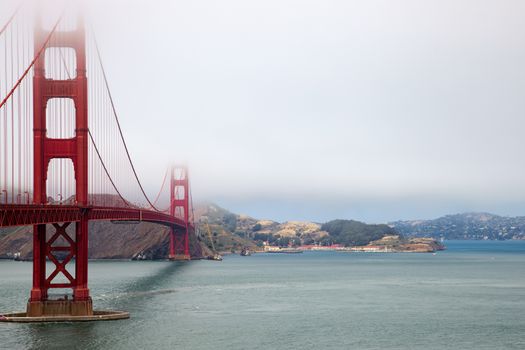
[151,167,169,207]
[88,130,131,207]
[91,30,163,212]
[0,4,20,38]
[0,14,63,110]
[59,45,132,207]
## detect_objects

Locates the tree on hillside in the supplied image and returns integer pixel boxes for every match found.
[321,220,398,246]
[223,213,237,232]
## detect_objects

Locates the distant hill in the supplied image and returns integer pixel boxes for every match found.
[195,203,335,250]
[195,203,398,249]
[390,212,525,240]
[195,203,260,253]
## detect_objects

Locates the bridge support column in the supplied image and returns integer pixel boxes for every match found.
[169,228,190,261]
[26,13,94,319]
[74,215,90,301]
[26,219,93,317]
[72,214,92,316]
[29,224,47,302]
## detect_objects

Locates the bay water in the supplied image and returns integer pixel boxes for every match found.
[0,240,524,349]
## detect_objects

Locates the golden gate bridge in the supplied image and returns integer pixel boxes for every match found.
[0,5,197,321]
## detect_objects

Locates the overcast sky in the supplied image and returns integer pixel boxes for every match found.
[4,0,525,223]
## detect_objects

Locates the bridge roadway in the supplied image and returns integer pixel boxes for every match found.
[0,204,187,229]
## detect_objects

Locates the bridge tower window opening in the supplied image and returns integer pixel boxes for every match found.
[46,158,76,205]
[46,98,76,139]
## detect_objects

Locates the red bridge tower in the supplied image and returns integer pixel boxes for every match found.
[169,166,191,260]
[27,18,92,317]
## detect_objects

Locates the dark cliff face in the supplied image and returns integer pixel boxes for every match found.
[0,222,203,260]
[88,222,171,259]
[0,226,33,259]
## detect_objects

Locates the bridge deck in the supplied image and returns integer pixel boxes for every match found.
[0,205,186,228]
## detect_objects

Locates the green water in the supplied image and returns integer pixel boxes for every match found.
[1,241,524,349]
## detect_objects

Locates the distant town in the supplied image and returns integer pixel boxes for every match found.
[390,212,525,240]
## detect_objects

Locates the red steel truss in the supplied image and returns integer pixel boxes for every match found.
[0,204,187,228]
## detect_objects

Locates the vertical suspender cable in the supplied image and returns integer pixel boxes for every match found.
[91,33,162,211]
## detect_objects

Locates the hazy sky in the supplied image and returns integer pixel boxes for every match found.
[4,0,525,223]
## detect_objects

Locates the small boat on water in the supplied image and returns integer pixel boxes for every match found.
[207,253,223,261]
[240,248,252,256]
